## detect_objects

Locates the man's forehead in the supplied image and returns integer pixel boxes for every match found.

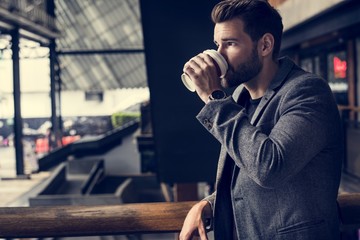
[214,19,246,40]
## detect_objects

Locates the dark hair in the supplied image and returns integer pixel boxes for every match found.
[211,0,283,59]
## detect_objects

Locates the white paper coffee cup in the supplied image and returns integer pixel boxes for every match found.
[182,50,228,92]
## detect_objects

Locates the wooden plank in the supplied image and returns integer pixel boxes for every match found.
[338,193,360,231]
[0,193,359,238]
[0,201,196,238]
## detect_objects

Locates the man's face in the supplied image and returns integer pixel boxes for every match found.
[214,18,263,88]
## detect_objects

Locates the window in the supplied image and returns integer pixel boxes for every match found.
[300,56,321,76]
[327,50,348,105]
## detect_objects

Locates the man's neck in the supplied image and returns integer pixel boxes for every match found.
[244,59,279,99]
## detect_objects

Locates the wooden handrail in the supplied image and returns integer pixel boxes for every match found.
[338,193,360,231]
[0,193,359,238]
[0,201,197,238]
[338,105,360,112]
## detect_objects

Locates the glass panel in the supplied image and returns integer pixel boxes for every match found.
[300,56,322,77]
[55,0,144,50]
[314,56,321,77]
[327,51,348,105]
[60,87,149,133]
[58,53,147,90]
[0,35,15,177]
[346,38,360,178]
[300,58,313,73]
[0,36,52,175]
[357,38,360,110]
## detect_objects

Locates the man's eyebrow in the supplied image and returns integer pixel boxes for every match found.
[214,38,239,44]
[221,37,239,42]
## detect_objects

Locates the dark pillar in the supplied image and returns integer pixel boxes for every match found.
[48,0,62,148]
[11,28,24,176]
[49,39,61,148]
[139,0,220,184]
[47,0,55,16]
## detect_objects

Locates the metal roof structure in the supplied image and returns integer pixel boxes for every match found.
[0,0,147,91]
[55,0,147,91]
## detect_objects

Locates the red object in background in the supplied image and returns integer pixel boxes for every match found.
[35,135,81,154]
[333,56,347,79]
[35,138,49,154]
[62,135,81,146]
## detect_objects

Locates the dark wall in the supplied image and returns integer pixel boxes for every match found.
[140,1,221,184]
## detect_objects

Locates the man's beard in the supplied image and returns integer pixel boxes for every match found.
[221,45,263,88]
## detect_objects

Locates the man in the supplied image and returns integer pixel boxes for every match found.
[179,0,343,239]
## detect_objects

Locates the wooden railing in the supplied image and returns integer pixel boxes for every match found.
[338,193,360,231]
[0,194,359,238]
[0,201,196,238]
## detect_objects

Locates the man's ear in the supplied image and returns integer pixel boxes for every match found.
[259,33,274,57]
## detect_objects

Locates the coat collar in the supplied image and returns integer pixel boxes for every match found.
[232,57,294,124]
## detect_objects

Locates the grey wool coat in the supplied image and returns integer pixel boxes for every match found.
[198,57,343,240]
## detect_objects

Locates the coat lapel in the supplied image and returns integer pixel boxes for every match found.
[233,57,295,125]
[250,90,276,125]
[216,57,295,185]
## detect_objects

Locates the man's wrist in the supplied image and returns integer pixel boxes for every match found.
[200,200,213,231]
[208,89,227,102]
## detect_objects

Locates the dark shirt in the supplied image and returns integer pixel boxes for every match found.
[245,97,262,119]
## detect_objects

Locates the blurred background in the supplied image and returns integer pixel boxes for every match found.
[0,0,360,239]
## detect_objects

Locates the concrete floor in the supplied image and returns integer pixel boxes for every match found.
[0,145,51,207]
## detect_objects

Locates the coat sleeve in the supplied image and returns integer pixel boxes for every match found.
[202,191,216,230]
[196,76,340,189]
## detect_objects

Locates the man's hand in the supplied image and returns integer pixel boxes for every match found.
[179,200,212,240]
[183,53,222,103]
